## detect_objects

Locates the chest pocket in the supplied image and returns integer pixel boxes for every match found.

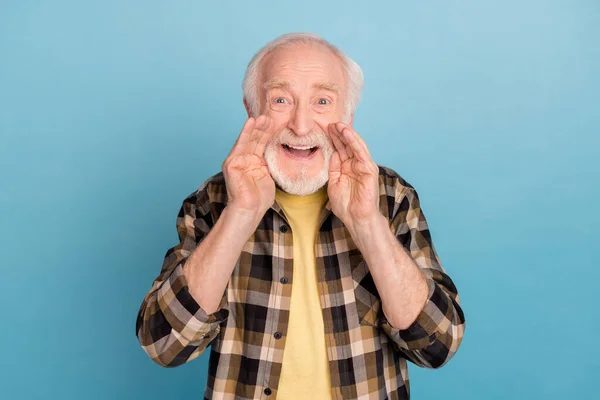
[351,260,381,327]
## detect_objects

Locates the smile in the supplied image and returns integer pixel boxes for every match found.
[281,144,320,159]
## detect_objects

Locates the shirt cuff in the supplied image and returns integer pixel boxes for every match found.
[156,260,229,343]
[381,278,442,351]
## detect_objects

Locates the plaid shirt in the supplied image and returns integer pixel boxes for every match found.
[136,166,465,399]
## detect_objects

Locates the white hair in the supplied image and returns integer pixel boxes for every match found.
[242,32,364,123]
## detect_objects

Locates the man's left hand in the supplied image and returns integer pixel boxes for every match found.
[327,122,381,233]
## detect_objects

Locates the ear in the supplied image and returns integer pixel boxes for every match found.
[243,98,253,118]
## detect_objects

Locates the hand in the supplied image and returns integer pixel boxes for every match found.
[327,122,380,231]
[222,115,276,222]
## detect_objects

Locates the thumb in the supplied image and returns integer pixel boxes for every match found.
[328,151,341,180]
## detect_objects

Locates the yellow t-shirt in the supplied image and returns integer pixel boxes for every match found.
[275,186,333,400]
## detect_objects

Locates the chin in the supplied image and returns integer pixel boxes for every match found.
[268,165,329,196]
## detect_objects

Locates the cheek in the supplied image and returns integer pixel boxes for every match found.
[319,100,345,120]
[314,114,340,131]
[264,110,290,125]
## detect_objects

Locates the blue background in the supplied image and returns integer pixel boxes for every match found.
[1,1,598,399]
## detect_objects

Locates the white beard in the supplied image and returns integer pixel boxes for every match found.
[264,128,334,196]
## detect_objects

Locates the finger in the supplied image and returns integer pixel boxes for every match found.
[328,151,341,178]
[352,129,371,158]
[248,115,267,146]
[328,151,342,186]
[252,116,275,156]
[229,118,256,157]
[335,123,372,163]
[240,117,257,142]
[335,123,371,156]
[328,123,350,161]
[335,123,356,158]
[341,127,371,162]
[235,115,269,157]
[254,114,267,131]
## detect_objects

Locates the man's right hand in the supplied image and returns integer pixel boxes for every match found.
[183,116,276,315]
[222,115,276,225]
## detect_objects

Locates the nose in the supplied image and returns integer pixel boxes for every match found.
[288,103,313,136]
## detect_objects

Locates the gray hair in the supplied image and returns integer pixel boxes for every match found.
[242,33,364,123]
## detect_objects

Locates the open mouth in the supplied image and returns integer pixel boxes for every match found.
[282,144,319,158]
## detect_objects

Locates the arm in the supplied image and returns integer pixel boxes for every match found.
[184,206,263,315]
[373,186,465,369]
[349,212,429,331]
[135,190,224,367]
[327,122,465,368]
[136,116,276,367]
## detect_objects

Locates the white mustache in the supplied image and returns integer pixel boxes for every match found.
[274,128,331,149]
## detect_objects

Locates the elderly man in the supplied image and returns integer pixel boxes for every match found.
[136,33,465,399]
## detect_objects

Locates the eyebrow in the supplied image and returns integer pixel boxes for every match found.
[263,78,340,94]
[263,78,292,91]
[313,82,340,94]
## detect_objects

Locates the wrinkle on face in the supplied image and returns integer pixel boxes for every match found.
[259,44,347,114]
[258,42,348,195]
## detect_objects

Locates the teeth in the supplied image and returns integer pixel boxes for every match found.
[286,145,315,150]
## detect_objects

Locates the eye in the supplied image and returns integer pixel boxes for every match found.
[274,97,286,104]
[317,98,330,105]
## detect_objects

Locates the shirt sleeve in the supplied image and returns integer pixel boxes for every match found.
[135,189,229,367]
[380,185,466,369]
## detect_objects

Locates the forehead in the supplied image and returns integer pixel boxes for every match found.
[260,43,346,90]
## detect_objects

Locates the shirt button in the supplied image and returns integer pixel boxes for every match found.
[264,388,272,396]
[280,277,288,284]
[274,332,282,339]
[279,225,289,233]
